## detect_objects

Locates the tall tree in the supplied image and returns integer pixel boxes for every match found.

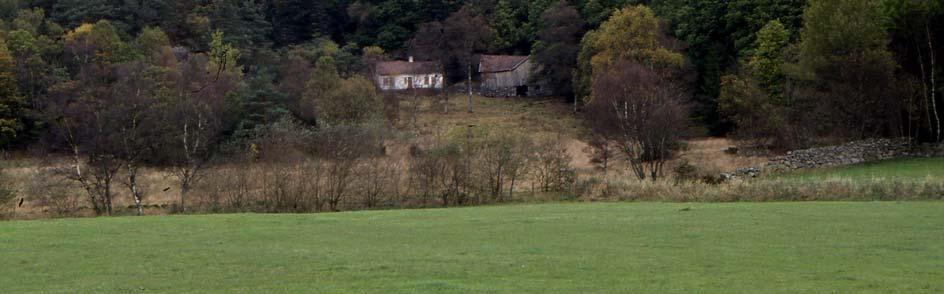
[882,0,943,142]
[532,0,584,100]
[164,60,232,211]
[580,0,640,28]
[267,0,347,46]
[575,5,684,104]
[51,0,118,29]
[235,73,288,135]
[443,5,492,113]
[794,0,901,139]
[654,0,806,134]
[749,20,790,101]
[580,5,690,181]
[410,21,449,112]
[111,63,167,215]
[62,20,131,68]
[491,0,530,53]
[588,61,689,181]
[0,38,27,149]
[210,0,273,64]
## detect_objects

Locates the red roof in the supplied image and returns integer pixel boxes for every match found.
[479,55,529,73]
[376,61,440,75]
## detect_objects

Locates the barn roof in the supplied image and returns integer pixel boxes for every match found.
[376,61,440,75]
[479,55,529,73]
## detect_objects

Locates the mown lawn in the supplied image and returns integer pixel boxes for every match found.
[2,202,943,293]
[777,157,944,180]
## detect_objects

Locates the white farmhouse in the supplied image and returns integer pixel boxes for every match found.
[375,57,443,91]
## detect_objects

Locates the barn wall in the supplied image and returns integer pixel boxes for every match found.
[481,60,539,97]
[377,73,443,91]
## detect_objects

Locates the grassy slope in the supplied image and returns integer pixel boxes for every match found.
[2,202,943,293]
[777,157,944,180]
[407,94,581,138]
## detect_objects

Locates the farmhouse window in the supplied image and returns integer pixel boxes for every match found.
[382,77,393,88]
[424,76,430,85]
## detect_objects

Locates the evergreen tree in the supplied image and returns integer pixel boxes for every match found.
[52,0,119,29]
[210,0,272,52]
[236,72,289,135]
[532,0,584,99]
[492,0,529,53]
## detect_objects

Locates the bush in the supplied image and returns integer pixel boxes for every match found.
[0,167,15,218]
[23,168,80,217]
[672,160,699,182]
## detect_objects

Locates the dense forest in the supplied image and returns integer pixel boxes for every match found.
[0,0,942,215]
[0,0,941,144]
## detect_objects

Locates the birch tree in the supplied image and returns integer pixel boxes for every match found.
[444,5,491,113]
[589,61,690,181]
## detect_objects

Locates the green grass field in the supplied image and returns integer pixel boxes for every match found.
[2,202,943,293]
[777,157,944,180]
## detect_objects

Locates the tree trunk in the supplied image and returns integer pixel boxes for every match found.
[71,144,102,215]
[573,94,578,113]
[917,42,933,140]
[128,164,143,216]
[441,69,449,114]
[508,177,516,201]
[467,63,473,113]
[179,182,190,212]
[928,25,941,142]
[104,178,113,215]
[602,146,609,196]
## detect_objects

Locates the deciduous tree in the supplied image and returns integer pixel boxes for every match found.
[575,5,684,104]
[794,0,901,139]
[0,38,27,149]
[588,61,690,181]
[444,5,492,113]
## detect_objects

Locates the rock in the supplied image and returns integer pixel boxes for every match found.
[763,138,938,171]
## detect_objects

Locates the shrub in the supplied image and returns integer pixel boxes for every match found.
[23,169,80,217]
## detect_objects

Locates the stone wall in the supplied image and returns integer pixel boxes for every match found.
[766,138,943,171]
[480,83,551,97]
[481,86,517,97]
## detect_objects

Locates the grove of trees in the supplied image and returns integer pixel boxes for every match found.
[0,0,941,216]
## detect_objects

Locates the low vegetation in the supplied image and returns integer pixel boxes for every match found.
[0,1,941,292]
[0,0,941,221]
[776,157,944,181]
[2,202,942,293]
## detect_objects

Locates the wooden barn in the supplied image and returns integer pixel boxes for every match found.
[479,55,545,97]
[375,57,443,92]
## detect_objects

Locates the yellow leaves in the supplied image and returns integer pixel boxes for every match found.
[63,21,124,64]
[65,23,95,41]
[576,5,686,103]
[0,38,14,71]
[208,30,242,80]
[586,5,684,71]
[362,46,385,58]
[137,27,177,68]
